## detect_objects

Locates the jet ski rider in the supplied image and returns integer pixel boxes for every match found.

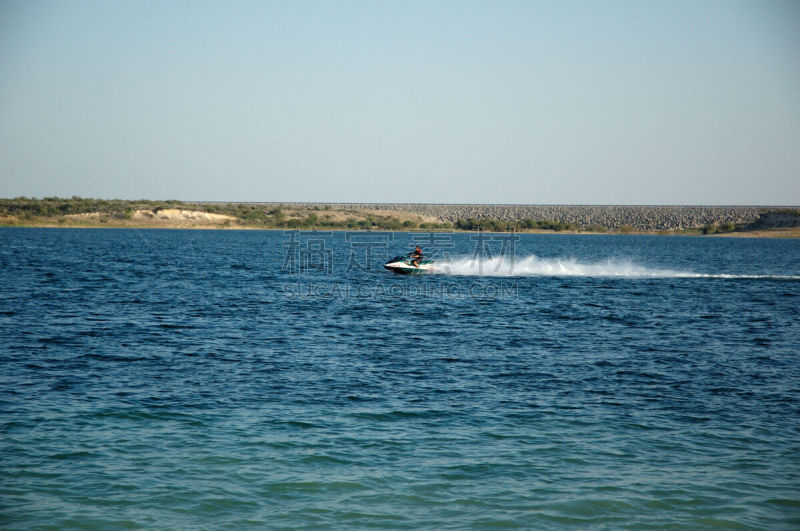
[410,246,423,267]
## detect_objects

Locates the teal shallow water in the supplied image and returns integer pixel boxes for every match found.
[1,228,799,528]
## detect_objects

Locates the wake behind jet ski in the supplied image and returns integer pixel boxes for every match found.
[384,246,435,274]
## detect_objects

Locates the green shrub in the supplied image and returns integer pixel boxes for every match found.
[241,210,270,225]
[702,224,717,234]
[583,225,607,233]
[718,222,735,232]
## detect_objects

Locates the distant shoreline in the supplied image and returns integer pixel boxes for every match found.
[1,198,798,237]
[3,221,800,239]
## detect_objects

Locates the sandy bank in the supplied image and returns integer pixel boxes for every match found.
[65,209,238,228]
[708,227,800,239]
[132,209,237,224]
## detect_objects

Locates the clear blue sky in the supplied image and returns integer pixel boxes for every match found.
[1,0,798,204]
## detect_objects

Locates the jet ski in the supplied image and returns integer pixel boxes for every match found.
[384,253,435,274]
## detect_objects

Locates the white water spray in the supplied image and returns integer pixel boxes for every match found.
[434,255,800,279]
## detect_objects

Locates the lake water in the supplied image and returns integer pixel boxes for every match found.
[1,228,799,528]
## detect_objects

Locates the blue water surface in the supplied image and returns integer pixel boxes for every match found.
[1,228,799,528]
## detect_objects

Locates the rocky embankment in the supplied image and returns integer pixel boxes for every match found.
[748,211,800,229]
[275,204,774,231]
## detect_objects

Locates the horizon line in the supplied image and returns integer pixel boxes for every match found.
[3,197,798,208]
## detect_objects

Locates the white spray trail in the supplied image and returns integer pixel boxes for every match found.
[434,255,800,279]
